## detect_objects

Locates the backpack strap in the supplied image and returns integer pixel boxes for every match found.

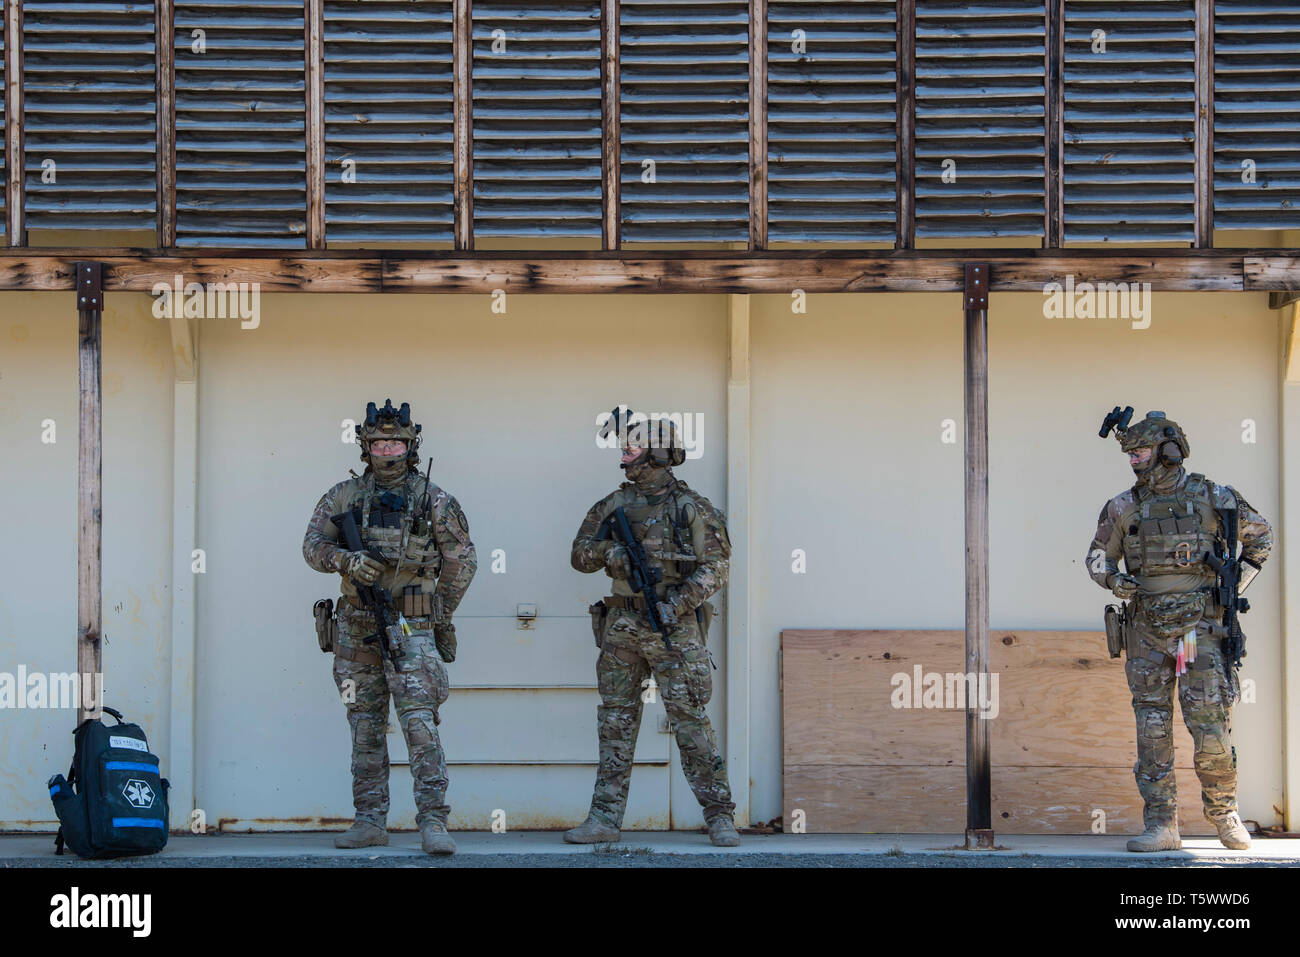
[56,711,93,856]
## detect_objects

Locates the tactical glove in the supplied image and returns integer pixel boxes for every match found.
[434,622,457,663]
[655,600,679,627]
[604,544,632,581]
[1109,572,1140,601]
[338,549,385,586]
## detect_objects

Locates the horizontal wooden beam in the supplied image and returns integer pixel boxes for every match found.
[0,250,1294,294]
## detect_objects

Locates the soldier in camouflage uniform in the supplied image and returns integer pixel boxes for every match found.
[1087,411,1271,852]
[303,400,476,855]
[565,412,740,847]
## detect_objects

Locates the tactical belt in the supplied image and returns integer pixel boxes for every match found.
[603,595,651,611]
[338,596,431,622]
[334,642,382,667]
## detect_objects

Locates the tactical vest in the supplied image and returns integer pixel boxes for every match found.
[343,475,442,581]
[1121,473,1219,577]
[607,482,701,592]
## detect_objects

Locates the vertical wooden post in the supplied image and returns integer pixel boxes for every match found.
[963,262,993,849]
[1193,0,1214,248]
[1044,0,1064,247]
[748,0,767,250]
[1281,302,1300,831]
[601,0,620,250]
[76,262,105,725]
[156,0,176,247]
[895,0,915,250]
[305,0,326,248]
[726,294,752,827]
[453,0,473,251]
[4,0,24,245]
[167,314,198,828]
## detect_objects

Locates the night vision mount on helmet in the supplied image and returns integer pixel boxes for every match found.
[1099,406,1190,470]
[602,405,687,468]
[356,399,423,465]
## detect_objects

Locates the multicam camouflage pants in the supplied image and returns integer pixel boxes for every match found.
[589,606,734,827]
[1125,614,1237,829]
[332,602,450,828]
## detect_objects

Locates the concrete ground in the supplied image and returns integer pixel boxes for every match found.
[2,830,1298,867]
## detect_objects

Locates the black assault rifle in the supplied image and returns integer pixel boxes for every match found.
[331,508,404,666]
[599,506,673,651]
[1204,506,1250,679]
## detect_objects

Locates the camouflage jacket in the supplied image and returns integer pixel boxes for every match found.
[1086,468,1272,596]
[571,476,730,614]
[303,470,477,620]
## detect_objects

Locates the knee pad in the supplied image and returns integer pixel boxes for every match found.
[402,709,438,746]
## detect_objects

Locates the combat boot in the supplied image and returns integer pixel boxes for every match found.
[563,814,621,844]
[1126,822,1182,852]
[1211,812,1251,850]
[334,821,388,849]
[420,819,456,855]
[706,815,741,847]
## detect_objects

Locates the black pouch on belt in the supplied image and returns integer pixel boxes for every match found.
[1104,603,1124,659]
[313,598,337,653]
[589,601,608,649]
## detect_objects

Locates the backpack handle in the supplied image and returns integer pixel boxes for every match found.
[101,707,124,723]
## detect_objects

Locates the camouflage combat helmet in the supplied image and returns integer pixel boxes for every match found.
[356,399,422,467]
[1118,410,1190,461]
[602,407,686,469]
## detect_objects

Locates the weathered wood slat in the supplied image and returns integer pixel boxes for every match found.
[1044,0,1063,247]
[894,0,915,249]
[156,0,176,246]
[766,1,897,243]
[304,0,325,248]
[5,0,24,245]
[1062,1,1198,244]
[1213,1,1300,230]
[600,0,619,250]
[0,248,1290,293]
[748,0,766,250]
[453,0,472,250]
[914,4,1046,242]
[1194,0,1214,247]
[1246,257,1300,290]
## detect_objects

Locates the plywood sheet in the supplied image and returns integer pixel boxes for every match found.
[783,630,1217,834]
[784,765,1213,835]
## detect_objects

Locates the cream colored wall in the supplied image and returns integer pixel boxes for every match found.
[0,291,173,827]
[0,279,1289,832]
[192,293,729,829]
[748,291,1285,827]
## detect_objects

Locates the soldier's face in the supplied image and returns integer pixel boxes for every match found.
[1128,446,1154,468]
[370,439,408,457]
[621,445,644,466]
